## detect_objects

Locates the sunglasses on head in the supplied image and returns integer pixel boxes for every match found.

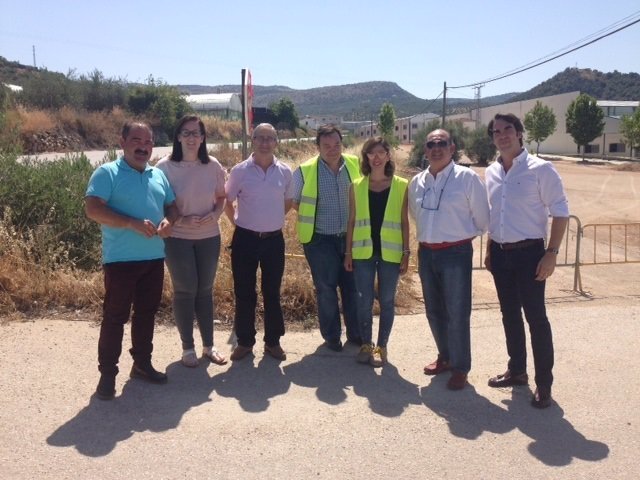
[425,140,449,149]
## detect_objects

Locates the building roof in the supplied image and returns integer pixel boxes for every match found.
[597,100,639,108]
[184,93,242,111]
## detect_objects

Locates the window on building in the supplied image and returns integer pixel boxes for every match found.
[403,134,407,140]
[403,125,407,130]
[395,126,399,131]
[609,143,626,153]
[585,144,600,154]
[412,123,418,129]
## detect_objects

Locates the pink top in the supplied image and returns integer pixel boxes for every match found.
[156,155,226,240]
[225,154,293,232]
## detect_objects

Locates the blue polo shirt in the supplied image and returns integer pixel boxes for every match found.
[86,157,176,264]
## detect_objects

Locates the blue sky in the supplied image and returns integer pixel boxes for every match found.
[1,0,639,101]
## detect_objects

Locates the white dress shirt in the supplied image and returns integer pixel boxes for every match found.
[485,148,569,243]
[408,161,490,243]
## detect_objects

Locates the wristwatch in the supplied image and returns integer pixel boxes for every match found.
[546,247,559,255]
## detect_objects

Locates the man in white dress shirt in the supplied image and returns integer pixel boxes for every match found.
[484,113,569,409]
[408,129,489,390]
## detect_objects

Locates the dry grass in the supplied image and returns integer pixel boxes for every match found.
[15,106,56,134]
[202,117,242,142]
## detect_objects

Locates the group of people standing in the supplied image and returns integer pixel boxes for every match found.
[85,112,568,410]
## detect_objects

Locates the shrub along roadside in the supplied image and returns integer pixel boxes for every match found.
[0,149,417,321]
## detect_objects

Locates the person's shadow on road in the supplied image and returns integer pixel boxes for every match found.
[421,379,609,465]
[46,360,218,457]
[210,353,291,412]
[284,345,420,417]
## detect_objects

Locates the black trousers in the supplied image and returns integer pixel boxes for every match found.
[231,227,285,348]
[489,241,554,389]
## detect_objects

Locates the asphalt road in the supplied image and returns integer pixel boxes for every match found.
[1,264,639,479]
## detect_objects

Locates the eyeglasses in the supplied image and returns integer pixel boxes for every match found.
[366,150,388,158]
[490,125,514,136]
[252,135,277,143]
[420,168,453,211]
[425,140,449,149]
[180,130,203,138]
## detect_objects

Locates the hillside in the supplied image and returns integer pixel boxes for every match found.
[511,68,640,102]
[178,81,518,118]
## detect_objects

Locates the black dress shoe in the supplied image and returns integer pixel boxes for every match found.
[531,387,552,409]
[130,363,168,384]
[324,340,343,352]
[488,370,529,388]
[95,374,116,400]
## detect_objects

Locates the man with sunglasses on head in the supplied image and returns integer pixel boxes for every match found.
[484,113,569,409]
[225,123,293,362]
[408,129,489,390]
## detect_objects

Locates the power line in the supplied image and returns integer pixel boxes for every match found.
[449,11,640,89]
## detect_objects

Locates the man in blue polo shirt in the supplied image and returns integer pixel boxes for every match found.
[85,121,178,400]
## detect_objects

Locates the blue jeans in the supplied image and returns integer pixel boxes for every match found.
[418,243,473,374]
[164,235,221,350]
[303,233,359,344]
[489,241,554,389]
[353,255,400,347]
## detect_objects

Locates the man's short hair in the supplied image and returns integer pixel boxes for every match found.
[121,121,153,140]
[487,113,524,147]
[316,124,343,145]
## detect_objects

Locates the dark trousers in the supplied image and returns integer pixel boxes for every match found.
[98,259,164,376]
[231,227,285,348]
[489,241,554,389]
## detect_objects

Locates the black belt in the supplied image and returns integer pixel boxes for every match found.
[236,226,282,239]
[496,239,544,250]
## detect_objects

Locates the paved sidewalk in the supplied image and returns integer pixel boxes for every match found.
[1,273,638,480]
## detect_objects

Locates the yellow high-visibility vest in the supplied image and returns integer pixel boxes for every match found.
[352,175,407,263]
[296,154,361,243]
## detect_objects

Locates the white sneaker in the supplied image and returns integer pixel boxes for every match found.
[181,349,198,368]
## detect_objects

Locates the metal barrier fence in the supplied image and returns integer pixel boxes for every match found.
[470,216,639,295]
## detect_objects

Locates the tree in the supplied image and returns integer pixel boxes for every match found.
[269,97,299,131]
[565,93,605,161]
[127,76,192,141]
[465,127,496,166]
[620,108,640,158]
[378,103,397,145]
[524,101,557,155]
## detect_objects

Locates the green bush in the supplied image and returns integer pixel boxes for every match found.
[0,152,101,270]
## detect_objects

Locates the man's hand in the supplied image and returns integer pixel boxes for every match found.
[130,218,158,238]
[535,252,557,281]
[156,218,172,238]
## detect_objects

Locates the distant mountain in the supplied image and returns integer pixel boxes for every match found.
[510,68,640,102]
[178,81,518,118]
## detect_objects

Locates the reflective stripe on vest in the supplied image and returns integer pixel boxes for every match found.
[296,154,361,243]
[351,175,408,262]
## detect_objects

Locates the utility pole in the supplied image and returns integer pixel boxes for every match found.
[32,45,36,68]
[441,82,447,127]
[473,84,484,128]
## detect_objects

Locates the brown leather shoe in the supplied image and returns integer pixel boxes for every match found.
[230,345,253,361]
[488,370,529,388]
[531,387,552,409]
[264,343,287,361]
[423,356,452,375]
[447,371,468,390]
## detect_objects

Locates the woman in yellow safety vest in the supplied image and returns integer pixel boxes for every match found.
[344,136,410,367]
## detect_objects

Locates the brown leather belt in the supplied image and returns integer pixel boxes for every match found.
[496,238,543,250]
[420,238,473,250]
[236,226,282,239]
